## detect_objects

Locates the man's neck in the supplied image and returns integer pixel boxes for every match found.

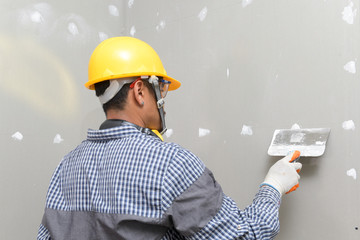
[106,110,145,129]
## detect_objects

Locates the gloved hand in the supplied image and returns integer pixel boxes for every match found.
[262,151,302,196]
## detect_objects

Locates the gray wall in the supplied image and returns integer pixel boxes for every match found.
[0,0,359,239]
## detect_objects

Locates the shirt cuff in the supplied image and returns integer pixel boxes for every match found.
[257,185,282,207]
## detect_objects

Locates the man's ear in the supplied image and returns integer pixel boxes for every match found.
[132,80,145,106]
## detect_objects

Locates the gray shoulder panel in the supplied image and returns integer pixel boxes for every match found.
[42,209,168,240]
[164,167,223,237]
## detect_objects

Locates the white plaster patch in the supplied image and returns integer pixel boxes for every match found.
[68,22,79,35]
[12,131,23,141]
[342,120,355,130]
[199,128,211,137]
[165,129,173,138]
[290,132,305,143]
[128,0,134,8]
[226,68,230,78]
[130,26,136,36]
[275,74,279,82]
[241,125,253,136]
[17,3,52,25]
[53,134,64,144]
[344,61,356,74]
[109,5,120,16]
[291,123,301,130]
[342,2,357,24]
[156,20,166,32]
[198,7,208,22]
[347,168,357,180]
[98,32,108,42]
[242,0,254,8]
[30,11,44,23]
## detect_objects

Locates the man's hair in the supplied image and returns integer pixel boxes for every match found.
[94,79,155,114]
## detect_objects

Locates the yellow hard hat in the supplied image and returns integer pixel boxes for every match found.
[86,37,181,91]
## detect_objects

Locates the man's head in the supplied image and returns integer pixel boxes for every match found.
[86,37,181,134]
[94,77,161,131]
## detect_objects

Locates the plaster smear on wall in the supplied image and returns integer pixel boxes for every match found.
[347,168,357,180]
[68,22,79,36]
[130,26,136,36]
[342,2,357,24]
[344,61,356,74]
[12,132,23,141]
[242,0,254,8]
[128,0,134,8]
[108,5,120,17]
[165,129,173,138]
[17,2,52,25]
[53,134,64,144]
[198,7,208,21]
[99,32,108,42]
[30,11,44,23]
[241,125,253,136]
[342,120,355,130]
[199,128,211,137]
[156,20,166,32]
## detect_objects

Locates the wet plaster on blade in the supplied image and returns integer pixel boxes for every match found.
[290,132,305,143]
[291,123,301,130]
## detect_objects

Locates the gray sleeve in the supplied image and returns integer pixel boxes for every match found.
[164,168,223,237]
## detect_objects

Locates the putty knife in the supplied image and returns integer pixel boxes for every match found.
[268,128,331,157]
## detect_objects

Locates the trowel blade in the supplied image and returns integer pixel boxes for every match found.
[268,128,331,157]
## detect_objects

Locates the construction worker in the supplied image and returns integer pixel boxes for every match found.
[37,37,302,240]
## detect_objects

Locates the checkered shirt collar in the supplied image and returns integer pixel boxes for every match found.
[87,122,146,141]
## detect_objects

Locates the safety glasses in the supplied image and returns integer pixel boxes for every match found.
[158,79,171,98]
[130,77,171,99]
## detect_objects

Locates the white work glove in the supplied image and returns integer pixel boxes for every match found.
[262,151,302,196]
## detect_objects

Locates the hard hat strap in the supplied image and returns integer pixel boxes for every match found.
[98,78,135,104]
[148,75,167,134]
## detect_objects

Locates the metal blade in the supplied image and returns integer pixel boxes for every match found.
[268,128,331,157]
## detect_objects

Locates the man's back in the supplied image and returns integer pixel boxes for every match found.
[39,123,205,239]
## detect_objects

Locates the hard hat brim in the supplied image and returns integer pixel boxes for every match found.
[85,73,181,91]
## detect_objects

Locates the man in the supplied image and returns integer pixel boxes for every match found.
[37,37,302,239]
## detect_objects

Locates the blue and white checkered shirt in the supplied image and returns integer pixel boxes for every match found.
[38,122,281,240]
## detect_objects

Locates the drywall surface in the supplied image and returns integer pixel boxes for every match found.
[0,0,359,239]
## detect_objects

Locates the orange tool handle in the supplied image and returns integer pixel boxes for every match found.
[289,150,301,163]
[286,150,301,194]
[286,183,299,194]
